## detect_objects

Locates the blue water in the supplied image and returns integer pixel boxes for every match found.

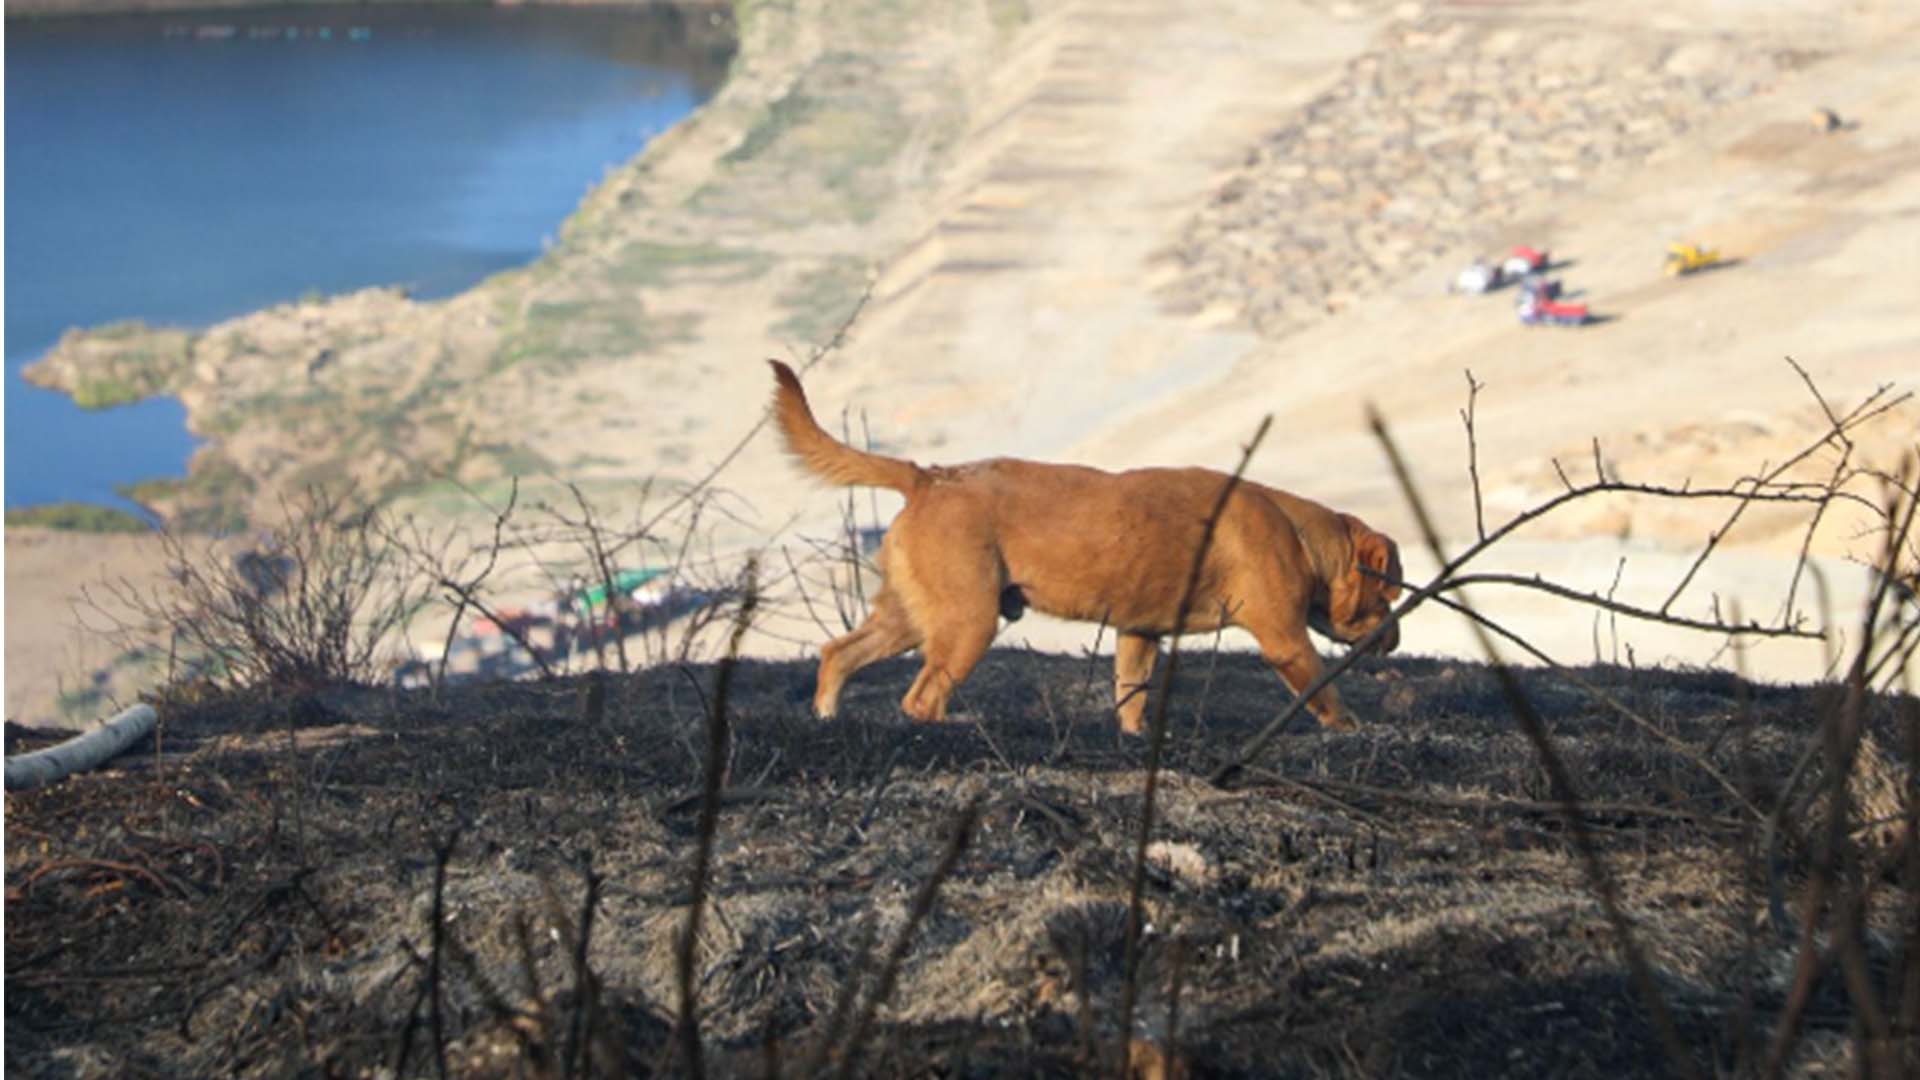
[4,4,729,511]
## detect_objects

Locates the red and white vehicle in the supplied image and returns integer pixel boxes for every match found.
[1516,277,1589,326]
[1502,245,1549,279]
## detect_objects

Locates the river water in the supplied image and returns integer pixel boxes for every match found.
[4,3,730,512]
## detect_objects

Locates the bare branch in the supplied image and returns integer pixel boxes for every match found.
[1461,368,1486,542]
[1369,403,1704,1080]
[1438,573,1816,639]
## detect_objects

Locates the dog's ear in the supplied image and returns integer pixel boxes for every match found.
[1344,515,1401,598]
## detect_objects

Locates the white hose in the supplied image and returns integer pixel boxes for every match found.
[5,704,158,791]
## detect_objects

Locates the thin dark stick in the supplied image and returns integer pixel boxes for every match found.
[567,481,632,674]
[1461,369,1486,542]
[429,830,458,1080]
[1896,684,1920,1046]
[1552,457,1575,492]
[832,798,981,1080]
[392,477,527,684]
[439,585,555,681]
[1166,936,1189,1075]
[1760,717,1861,1074]
[1661,488,1762,618]
[1369,404,1704,1080]
[1726,605,1768,1078]
[1211,585,1420,788]
[799,921,878,1077]
[1785,356,1846,432]
[781,545,839,640]
[1081,616,1111,703]
[391,969,433,1078]
[674,559,759,1080]
[562,861,604,1079]
[1438,572,1819,639]
[1783,447,1853,621]
[1190,617,1229,734]
[1120,414,1272,1076]
[1601,556,1626,664]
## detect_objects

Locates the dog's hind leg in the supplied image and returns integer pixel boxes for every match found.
[898,575,999,724]
[901,611,996,723]
[814,589,920,719]
[1113,632,1160,735]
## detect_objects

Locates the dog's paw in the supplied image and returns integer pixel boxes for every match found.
[1318,712,1361,733]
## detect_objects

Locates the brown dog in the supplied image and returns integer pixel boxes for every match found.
[769,360,1403,732]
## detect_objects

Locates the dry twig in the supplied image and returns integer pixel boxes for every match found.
[1370,404,1705,1080]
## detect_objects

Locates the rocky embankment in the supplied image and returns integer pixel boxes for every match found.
[1162,18,1793,334]
[22,322,193,410]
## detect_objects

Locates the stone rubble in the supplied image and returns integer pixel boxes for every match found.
[1159,17,1790,335]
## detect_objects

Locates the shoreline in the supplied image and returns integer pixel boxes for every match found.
[9,0,739,524]
[15,0,982,532]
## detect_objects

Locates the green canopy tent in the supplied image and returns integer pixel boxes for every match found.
[571,567,669,615]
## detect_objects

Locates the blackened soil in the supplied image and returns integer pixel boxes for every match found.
[5,650,1913,1077]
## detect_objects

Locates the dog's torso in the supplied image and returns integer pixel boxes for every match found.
[886,458,1347,638]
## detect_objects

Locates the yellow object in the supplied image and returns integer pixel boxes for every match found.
[1664,242,1722,276]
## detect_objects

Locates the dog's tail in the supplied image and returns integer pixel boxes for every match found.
[768,360,926,494]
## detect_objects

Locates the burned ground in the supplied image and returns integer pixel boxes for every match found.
[5,649,1915,1077]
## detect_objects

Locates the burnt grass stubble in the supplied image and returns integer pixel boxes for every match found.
[4,649,1913,1077]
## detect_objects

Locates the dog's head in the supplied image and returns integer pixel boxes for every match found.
[1314,514,1404,654]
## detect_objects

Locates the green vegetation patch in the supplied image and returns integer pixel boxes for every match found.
[55,647,164,723]
[71,374,156,410]
[700,53,911,224]
[567,451,629,471]
[55,685,107,723]
[387,474,527,519]
[609,241,773,288]
[989,0,1031,40]
[119,452,255,535]
[479,442,556,481]
[31,322,195,410]
[388,470,647,523]
[722,84,818,167]
[495,300,701,373]
[6,502,153,533]
[770,256,872,347]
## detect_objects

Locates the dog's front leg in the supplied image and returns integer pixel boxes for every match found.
[1113,632,1160,735]
[1248,623,1355,731]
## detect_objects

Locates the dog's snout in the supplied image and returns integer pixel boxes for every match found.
[1374,620,1401,655]
[1351,618,1398,655]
